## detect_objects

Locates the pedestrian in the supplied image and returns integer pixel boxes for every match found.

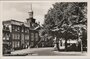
[53,37,58,51]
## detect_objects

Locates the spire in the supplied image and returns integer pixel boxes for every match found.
[29,3,33,13]
[28,3,33,18]
[30,3,32,11]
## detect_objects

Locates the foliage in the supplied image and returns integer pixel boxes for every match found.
[44,2,87,40]
[43,2,87,50]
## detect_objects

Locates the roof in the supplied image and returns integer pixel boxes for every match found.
[3,19,40,31]
[3,19,24,26]
[23,22,30,27]
[3,19,31,27]
[3,19,23,23]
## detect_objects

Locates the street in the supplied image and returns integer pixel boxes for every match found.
[11,47,87,56]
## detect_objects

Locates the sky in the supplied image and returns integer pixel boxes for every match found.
[0,1,56,25]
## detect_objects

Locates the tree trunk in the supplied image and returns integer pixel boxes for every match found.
[56,38,61,51]
[65,39,67,51]
[81,39,83,53]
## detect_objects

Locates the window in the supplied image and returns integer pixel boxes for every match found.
[21,34,24,44]
[3,25,5,30]
[12,41,15,48]
[25,34,29,40]
[14,34,17,39]
[17,26,20,31]
[35,33,39,41]
[6,27,9,30]
[14,41,17,48]
[12,41,20,48]
[17,41,20,47]
[12,26,14,32]
[15,26,17,31]
[3,37,5,40]
[8,25,12,32]
[30,42,33,46]
[3,33,5,40]
[25,29,27,33]
[25,28,29,33]
[12,34,14,39]
[21,28,24,32]
[25,41,29,46]
[27,42,29,46]
[31,33,34,41]
[6,33,10,40]
[12,25,18,32]
[17,34,20,39]
[12,33,20,40]
[27,29,29,33]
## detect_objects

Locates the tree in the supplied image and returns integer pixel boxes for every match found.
[43,2,87,51]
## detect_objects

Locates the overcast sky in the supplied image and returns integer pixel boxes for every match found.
[1,1,56,25]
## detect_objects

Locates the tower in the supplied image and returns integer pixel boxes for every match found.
[26,3,36,28]
[28,4,33,18]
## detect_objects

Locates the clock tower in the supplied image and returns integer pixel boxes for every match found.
[26,4,36,28]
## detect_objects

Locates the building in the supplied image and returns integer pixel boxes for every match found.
[2,5,40,53]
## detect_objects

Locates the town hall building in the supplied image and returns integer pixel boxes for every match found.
[2,5,40,53]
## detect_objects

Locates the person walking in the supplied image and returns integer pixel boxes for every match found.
[53,37,58,51]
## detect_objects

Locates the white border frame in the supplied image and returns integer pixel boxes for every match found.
[0,0,90,59]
